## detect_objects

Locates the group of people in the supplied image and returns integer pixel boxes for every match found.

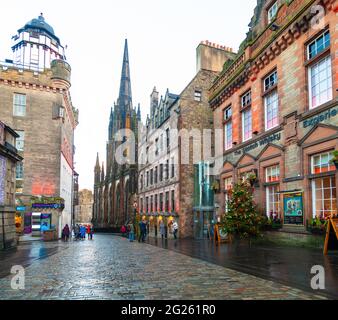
[61,224,94,241]
[121,219,179,243]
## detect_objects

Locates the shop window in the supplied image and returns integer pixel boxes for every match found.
[311,152,335,174]
[266,165,280,182]
[266,185,281,218]
[311,176,336,218]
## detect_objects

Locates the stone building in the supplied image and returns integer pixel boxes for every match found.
[138,42,235,238]
[210,0,337,237]
[0,121,23,250]
[93,40,141,232]
[0,14,79,238]
[138,88,180,239]
[74,189,93,224]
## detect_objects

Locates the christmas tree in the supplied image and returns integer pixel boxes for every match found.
[220,181,264,240]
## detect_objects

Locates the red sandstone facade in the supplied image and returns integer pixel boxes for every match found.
[210,0,338,232]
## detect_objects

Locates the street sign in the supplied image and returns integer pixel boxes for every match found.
[324,218,338,255]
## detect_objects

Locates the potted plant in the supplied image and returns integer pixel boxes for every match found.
[307,217,327,235]
[331,150,338,170]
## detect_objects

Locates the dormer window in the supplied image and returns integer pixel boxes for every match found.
[268,1,278,24]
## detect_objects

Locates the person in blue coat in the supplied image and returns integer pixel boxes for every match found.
[80,225,86,240]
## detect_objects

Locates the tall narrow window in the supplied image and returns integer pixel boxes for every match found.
[171,190,175,213]
[242,109,252,142]
[307,30,332,109]
[171,157,175,178]
[16,162,24,180]
[265,165,281,219]
[160,193,163,212]
[264,71,279,130]
[224,177,233,213]
[160,164,163,182]
[165,191,169,212]
[13,93,26,117]
[165,160,169,180]
[223,106,232,151]
[15,130,25,151]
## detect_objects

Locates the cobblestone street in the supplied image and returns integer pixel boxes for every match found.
[0,235,330,300]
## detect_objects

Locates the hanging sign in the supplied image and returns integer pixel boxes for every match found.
[324,218,338,255]
[283,192,304,225]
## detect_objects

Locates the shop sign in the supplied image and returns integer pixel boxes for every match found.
[0,155,6,206]
[303,106,338,128]
[234,132,281,156]
[283,192,304,225]
[32,203,64,209]
[16,206,26,211]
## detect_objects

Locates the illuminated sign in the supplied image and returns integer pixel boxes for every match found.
[32,203,64,209]
[16,206,26,211]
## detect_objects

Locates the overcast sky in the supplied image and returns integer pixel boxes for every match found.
[0,0,257,192]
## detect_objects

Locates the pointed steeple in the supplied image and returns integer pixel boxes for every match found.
[117,39,133,128]
[94,153,101,184]
[108,107,114,140]
[137,103,141,122]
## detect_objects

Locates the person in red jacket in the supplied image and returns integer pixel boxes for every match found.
[86,225,91,240]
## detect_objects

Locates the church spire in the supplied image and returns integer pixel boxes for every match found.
[118,39,132,127]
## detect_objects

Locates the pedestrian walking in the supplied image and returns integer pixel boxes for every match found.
[62,224,70,241]
[128,222,135,242]
[80,225,86,240]
[74,224,80,240]
[138,219,147,242]
[89,225,94,240]
[172,219,178,239]
[86,225,91,239]
[160,221,165,240]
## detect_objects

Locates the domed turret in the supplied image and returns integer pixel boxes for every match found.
[11,13,67,71]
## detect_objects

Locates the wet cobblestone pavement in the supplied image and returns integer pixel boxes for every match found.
[0,235,330,300]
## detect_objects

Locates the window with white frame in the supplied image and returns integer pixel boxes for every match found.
[224,122,232,151]
[307,30,330,60]
[13,93,26,117]
[242,109,252,142]
[266,165,280,182]
[194,90,202,102]
[311,152,335,174]
[308,55,332,109]
[16,162,24,180]
[264,71,278,91]
[241,91,251,109]
[268,1,278,24]
[223,106,232,121]
[312,177,336,218]
[266,185,281,218]
[307,30,332,109]
[264,90,279,130]
[15,130,25,151]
